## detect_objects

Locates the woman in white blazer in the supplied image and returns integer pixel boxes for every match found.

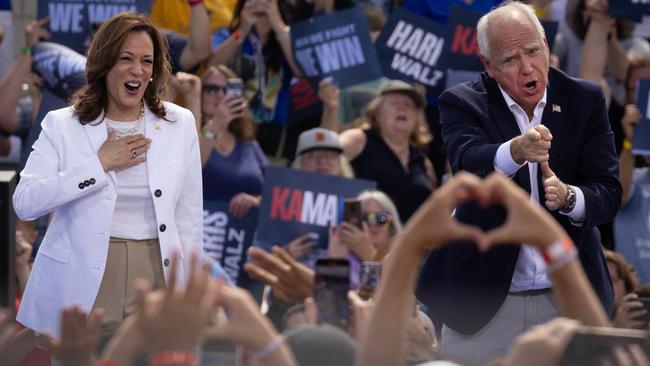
[13,13,202,340]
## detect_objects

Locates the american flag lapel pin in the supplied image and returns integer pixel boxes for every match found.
[552,104,561,113]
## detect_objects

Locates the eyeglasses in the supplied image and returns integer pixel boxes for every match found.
[202,84,226,95]
[362,212,392,225]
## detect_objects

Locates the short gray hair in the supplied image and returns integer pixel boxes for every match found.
[357,190,402,236]
[477,0,546,59]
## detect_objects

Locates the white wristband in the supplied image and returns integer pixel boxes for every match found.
[541,237,577,273]
[256,335,284,360]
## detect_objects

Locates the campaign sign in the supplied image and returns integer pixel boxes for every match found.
[31,42,87,100]
[256,167,376,251]
[203,200,258,286]
[291,6,382,89]
[632,79,650,155]
[609,0,649,22]
[37,0,152,54]
[375,7,448,95]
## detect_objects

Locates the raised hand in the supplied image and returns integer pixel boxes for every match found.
[541,162,568,211]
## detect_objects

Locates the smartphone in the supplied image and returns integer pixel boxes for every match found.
[343,199,363,230]
[635,297,650,322]
[226,78,244,97]
[358,262,381,300]
[314,258,350,329]
[559,326,650,365]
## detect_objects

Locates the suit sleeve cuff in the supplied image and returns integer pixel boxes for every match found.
[494,139,525,176]
[560,185,585,224]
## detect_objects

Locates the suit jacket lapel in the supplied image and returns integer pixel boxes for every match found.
[83,112,116,183]
[482,73,532,194]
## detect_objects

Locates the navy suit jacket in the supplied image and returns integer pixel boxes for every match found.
[415,68,620,335]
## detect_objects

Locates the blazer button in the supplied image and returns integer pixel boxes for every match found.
[78,183,85,189]
[164,258,170,267]
[154,189,162,197]
[90,178,96,185]
[159,224,166,232]
[84,180,91,187]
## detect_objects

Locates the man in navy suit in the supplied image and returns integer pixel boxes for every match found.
[415,1,621,364]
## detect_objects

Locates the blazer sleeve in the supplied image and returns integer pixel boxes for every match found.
[175,109,204,255]
[576,87,622,228]
[13,112,108,221]
[439,89,501,177]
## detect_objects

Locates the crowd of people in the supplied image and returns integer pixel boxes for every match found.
[1,0,650,365]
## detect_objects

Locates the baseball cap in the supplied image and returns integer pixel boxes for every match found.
[296,127,343,156]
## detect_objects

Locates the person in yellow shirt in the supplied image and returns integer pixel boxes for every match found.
[152,0,237,35]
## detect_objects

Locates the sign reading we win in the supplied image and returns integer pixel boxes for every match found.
[291,6,382,89]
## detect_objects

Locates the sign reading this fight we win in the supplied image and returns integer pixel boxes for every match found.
[255,167,376,251]
[37,0,151,54]
[291,6,382,89]
[375,7,448,95]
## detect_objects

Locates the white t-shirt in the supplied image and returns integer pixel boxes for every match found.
[106,117,158,240]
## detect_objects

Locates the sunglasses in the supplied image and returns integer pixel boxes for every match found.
[362,212,392,225]
[202,84,226,95]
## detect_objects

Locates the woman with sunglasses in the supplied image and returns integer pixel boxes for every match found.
[176,64,267,219]
[331,190,402,265]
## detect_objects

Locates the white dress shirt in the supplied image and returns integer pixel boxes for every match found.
[493,86,585,291]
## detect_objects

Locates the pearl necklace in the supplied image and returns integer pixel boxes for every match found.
[106,103,145,140]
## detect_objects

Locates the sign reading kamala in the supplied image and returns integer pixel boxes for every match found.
[291,6,382,89]
[256,167,376,251]
[632,79,650,155]
[203,200,258,286]
[37,0,151,54]
[375,7,448,94]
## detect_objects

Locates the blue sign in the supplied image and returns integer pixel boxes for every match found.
[37,0,152,54]
[31,42,87,100]
[632,79,650,155]
[404,0,499,23]
[609,1,649,23]
[203,200,258,286]
[291,6,382,89]
[375,7,448,95]
[256,167,376,251]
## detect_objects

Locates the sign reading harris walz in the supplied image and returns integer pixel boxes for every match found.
[37,0,152,54]
[291,6,382,89]
[375,7,448,95]
[255,167,376,251]
[203,200,258,285]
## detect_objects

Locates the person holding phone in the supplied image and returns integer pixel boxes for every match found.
[175,64,267,219]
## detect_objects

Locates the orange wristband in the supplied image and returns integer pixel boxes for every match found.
[148,351,196,366]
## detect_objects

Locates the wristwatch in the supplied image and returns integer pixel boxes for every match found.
[560,185,576,213]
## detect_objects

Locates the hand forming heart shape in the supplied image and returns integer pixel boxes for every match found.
[403,172,568,253]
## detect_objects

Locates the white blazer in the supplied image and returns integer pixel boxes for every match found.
[14,102,203,339]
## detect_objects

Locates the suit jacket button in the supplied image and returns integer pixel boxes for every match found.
[154,189,162,197]
[84,180,91,187]
[78,182,85,189]
[90,178,96,185]
[164,258,170,267]
[159,224,166,232]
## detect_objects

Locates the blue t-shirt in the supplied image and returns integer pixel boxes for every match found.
[202,140,268,202]
[614,168,650,283]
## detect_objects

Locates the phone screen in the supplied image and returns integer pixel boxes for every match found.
[226,79,243,97]
[559,326,649,365]
[343,199,363,230]
[314,258,350,329]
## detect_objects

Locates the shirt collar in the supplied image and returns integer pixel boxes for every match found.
[498,85,547,116]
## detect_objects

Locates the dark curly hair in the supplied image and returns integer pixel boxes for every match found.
[71,13,171,124]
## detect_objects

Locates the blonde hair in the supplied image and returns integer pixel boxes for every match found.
[291,154,355,178]
[362,94,432,149]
